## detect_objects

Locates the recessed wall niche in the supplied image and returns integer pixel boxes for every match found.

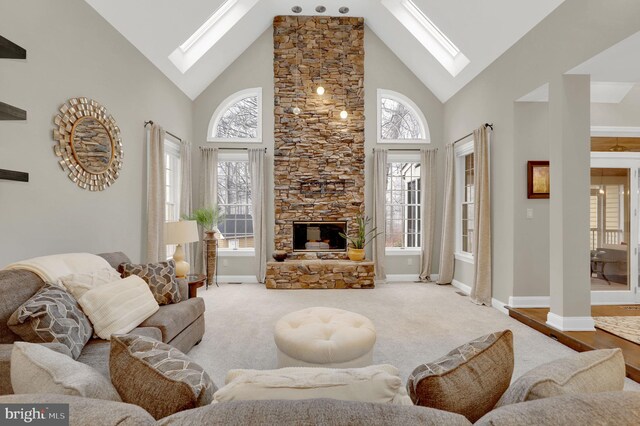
[273,16,365,258]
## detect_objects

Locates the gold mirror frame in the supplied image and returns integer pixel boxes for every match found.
[52,97,123,191]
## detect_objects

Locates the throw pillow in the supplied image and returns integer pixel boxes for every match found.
[59,267,123,300]
[11,342,121,401]
[78,276,159,340]
[7,283,92,359]
[213,364,413,405]
[120,260,181,305]
[495,348,625,407]
[406,329,514,423]
[110,334,215,420]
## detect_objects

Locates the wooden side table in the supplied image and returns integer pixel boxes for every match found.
[186,274,206,299]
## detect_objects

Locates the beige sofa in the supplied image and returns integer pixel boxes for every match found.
[0,252,205,395]
[0,391,638,425]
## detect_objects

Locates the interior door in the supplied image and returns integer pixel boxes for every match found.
[590,154,640,304]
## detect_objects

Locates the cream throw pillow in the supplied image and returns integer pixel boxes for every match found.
[78,276,159,340]
[59,267,123,300]
[11,342,121,401]
[213,364,412,405]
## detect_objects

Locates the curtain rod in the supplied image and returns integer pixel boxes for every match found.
[144,120,183,142]
[201,146,267,152]
[452,123,494,145]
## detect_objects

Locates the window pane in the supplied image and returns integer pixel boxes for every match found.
[385,162,422,248]
[215,96,259,139]
[380,98,422,140]
[217,159,254,248]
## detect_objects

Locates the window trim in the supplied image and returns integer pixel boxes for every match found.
[377,89,430,144]
[385,152,422,254]
[207,87,263,143]
[454,138,474,263]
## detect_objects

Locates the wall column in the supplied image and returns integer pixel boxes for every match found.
[547,74,594,331]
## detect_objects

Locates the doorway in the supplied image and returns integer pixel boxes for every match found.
[590,153,640,304]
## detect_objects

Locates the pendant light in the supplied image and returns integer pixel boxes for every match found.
[292,23,302,115]
[609,137,629,152]
[339,39,348,120]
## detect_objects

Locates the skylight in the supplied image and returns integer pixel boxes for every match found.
[179,0,238,53]
[382,0,470,77]
[169,0,258,74]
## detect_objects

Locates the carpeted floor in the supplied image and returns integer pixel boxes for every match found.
[188,281,640,391]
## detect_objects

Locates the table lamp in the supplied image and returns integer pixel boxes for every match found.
[165,220,200,278]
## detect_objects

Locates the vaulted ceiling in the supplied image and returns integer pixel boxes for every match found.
[85,0,565,102]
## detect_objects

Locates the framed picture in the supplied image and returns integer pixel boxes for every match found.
[527,161,550,199]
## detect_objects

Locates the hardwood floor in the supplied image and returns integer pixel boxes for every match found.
[508,305,640,382]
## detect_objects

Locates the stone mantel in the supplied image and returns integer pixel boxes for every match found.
[266,259,374,289]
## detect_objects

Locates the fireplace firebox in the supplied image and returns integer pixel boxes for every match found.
[292,221,347,252]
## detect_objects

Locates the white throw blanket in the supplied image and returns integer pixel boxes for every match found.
[4,253,112,285]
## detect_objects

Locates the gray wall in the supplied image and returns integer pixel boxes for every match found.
[512,102,550,297]
[192,26,444,277]
[444,0,640,304]
[592,85,640,127]
[0,0,193,265]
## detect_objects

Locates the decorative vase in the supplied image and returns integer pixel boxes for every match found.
[272,250,288,262]
[347,248,365,261]
[203,231,218,287]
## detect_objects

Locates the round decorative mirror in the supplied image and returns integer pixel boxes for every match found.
[53,97,123,191]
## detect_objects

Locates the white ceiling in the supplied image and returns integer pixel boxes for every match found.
[85,0,565,102]
[569,30,640,83]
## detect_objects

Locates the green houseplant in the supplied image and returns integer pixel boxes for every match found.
[339,216,380,261]
[182,205,224,234]
[182,205,225,285]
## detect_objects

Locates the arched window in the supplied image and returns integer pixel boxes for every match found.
[377,89,430,143]
[207,88,262,142]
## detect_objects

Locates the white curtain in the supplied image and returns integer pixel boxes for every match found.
[419,149,437,282]
[373,149,389,280]
[196,147,218,274]
[436,143,455,285]
[249,148,267,283]
[470,126,492,305]
[180,140,193,266]
[146,124,166,263]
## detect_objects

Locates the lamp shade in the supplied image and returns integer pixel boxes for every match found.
[165,220,199,245]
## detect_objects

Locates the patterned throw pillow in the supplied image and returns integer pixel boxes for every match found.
[406,330,514,423]
[110,334,216,420]
[7,284,93,359]
[120,260,181,305]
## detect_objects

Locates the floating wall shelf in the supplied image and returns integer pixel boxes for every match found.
[0,169,29,182]
[0,35,26,59]
[0,101,27,121]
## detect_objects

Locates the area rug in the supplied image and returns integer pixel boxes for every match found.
[594,316,640,344]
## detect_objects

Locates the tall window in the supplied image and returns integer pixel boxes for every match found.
[217,153,254,250]
[164,138,181,257]
[377,89,430,144]
[385,156,421,250]
[208,88,262,142]
[455,139,474,259]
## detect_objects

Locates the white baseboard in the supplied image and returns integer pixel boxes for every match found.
[451,279,471,295]
[492,298,509,315]
[384,274,440,283]
[508,296,550,308]
[216,275,258,283]
[386,274,420,282]
[546,312,595,331]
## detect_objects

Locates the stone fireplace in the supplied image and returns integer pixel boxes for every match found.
[266,15,374,289]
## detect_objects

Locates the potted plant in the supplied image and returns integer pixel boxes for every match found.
[182,206,225,285]
[182,205,225,238]
[339,216,380,261]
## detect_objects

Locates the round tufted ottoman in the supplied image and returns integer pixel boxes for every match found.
[274,307,377,368]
